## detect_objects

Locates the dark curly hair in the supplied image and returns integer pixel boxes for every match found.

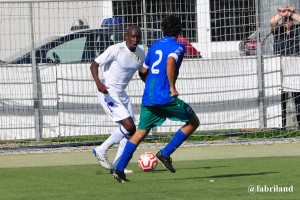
[161,15,182,37]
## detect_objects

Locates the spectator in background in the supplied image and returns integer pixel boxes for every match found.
[270,6,300,128]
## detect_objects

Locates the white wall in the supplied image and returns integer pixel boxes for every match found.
[1,57,287,140]
[195,0,241,59]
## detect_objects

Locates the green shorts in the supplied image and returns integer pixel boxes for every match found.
[138,98,196,130]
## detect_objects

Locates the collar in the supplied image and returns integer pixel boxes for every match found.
[162,36,177,42]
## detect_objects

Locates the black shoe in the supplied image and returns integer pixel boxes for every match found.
[112,167,129,183]
[156,150,176,173]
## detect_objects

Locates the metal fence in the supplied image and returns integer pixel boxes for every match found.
[1,0,300,142]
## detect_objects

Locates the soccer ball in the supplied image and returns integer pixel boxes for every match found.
[138,152,158,171]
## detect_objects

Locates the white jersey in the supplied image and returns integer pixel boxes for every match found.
[94,41,145,93]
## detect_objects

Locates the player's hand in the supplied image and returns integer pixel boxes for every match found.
[170,88,179,98]
[98,83,109,94]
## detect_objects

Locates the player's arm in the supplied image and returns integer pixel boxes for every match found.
[139,52,150,83]
[138,66,149,83]
[166,56,179,98]
[90,61,109,94]
[90,46,115,94]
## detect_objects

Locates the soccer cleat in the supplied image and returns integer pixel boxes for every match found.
[93,149,111,170]
[112,167,129,183]
[156,150,176,173]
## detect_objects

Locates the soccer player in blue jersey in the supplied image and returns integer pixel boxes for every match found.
[112,15,200,182]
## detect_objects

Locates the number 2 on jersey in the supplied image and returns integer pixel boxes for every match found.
[151,50,162,74]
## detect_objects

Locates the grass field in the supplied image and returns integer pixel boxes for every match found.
[0,142,299,200]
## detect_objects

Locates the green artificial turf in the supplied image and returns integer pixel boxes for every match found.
[0,156,299,200]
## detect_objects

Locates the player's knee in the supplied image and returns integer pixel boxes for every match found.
[125,125,136,136]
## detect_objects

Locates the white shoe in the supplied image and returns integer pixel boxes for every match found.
[93,149,111,170]
[124,169,133,174]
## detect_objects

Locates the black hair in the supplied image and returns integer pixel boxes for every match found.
[127,25,141,34]
[161,15,182,37]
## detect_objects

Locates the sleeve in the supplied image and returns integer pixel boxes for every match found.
[94,45,115,67]
[168,44,185,62]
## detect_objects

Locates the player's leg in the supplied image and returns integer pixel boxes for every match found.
[112,129,150,182]
[112,104,164,182]
[160,114,199,155]
[94,92,134,170]
[111,138,133,174]
[113,138,127,164]
[94,125,130,169]
[157,98,200,173]
[110,96,136,173]
[117,104,162,172]
[98,115,135,157]
[113,127,150,176]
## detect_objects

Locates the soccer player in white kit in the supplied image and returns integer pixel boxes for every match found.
[90,25,145,173]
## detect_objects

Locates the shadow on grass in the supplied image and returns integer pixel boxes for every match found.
[203,171,278,179]
[190,165,230,170]
[155,165,230,172]
[148,166,229,173]
[140,171,279,182]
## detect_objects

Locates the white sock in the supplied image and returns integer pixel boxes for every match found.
[96,126,127,154]
[113,137,128,164]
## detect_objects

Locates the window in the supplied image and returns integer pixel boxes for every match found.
[93,33,114,57]
[46,36,87,63]
[112,0,197,42]
[210,0,256,42]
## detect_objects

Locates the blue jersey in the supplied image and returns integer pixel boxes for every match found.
[142,36,185,106]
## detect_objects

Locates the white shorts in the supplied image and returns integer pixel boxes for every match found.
[97,91,135,122]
